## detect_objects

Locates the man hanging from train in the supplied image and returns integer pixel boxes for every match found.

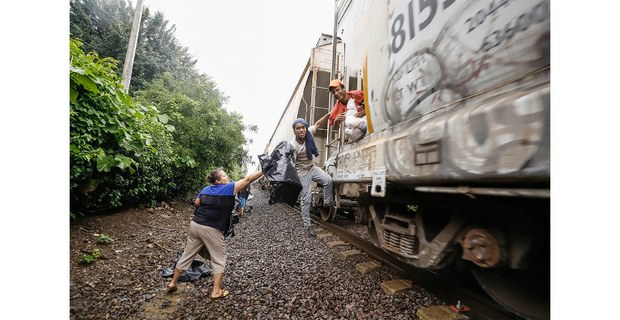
[313,79,367,142]
[290,118,335,237]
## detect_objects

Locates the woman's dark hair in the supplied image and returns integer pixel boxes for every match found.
[207,167,224,184]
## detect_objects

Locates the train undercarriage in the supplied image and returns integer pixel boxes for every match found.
[314,185,550,319]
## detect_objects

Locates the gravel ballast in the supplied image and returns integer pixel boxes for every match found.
[70,188,446,319]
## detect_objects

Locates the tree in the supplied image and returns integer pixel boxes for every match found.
[70,0,133,61]
[70,0,256,212]
[70,0,198,92]
[134,73,250,191]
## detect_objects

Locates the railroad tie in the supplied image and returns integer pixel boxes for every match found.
[355,260,382,275]
[380,279,412,295]
[326,240,348,248]
[416,305,468,320]
[317,232,334,239]
[338,249,362,260]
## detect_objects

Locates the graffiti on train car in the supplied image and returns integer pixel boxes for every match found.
[446,87,549,174]
[337,79,548,180]
[383,85,549,178]
[335,146,377,180]
[382,0,549,126]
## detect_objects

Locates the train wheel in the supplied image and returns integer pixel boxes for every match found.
[364,205,380,246]
[470,266,550,320]
[354,206,369,225]
[319,205,336,222]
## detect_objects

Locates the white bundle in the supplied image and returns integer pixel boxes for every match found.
[344,98,367,142]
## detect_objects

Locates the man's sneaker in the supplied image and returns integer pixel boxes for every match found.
[306,226,317,238]
[323,200,336,208]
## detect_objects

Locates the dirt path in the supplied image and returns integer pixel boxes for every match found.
[70,199,196,319]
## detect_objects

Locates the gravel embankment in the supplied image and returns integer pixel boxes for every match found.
[69,188,445,320]
[169,188,445,319]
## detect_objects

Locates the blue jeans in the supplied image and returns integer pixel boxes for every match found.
[299,166,333,227]
[237,197,247,208]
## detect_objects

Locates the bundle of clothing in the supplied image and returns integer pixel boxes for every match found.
[344,98,367,142]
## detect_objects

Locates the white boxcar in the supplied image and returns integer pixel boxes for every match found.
[266,1,549,318]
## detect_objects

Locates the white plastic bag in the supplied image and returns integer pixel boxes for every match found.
[344,98,367,142]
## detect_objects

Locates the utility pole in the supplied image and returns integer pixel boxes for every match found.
[122,0,145,92]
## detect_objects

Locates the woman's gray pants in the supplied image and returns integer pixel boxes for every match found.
[299,166,333,227]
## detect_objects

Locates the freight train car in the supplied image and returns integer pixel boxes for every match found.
[266,1,549,318]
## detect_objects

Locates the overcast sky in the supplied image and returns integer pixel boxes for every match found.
[146,0,337,171]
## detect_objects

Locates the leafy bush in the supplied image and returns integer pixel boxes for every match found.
[69,0,260,216]
[70,34,254,214]
[70,38,178,211]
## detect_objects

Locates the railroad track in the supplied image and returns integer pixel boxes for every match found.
[310,212,521,320]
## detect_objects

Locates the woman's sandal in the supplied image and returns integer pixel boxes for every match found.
[210,289,229,299]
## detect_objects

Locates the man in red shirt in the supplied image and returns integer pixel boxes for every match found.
[314,79,365,129]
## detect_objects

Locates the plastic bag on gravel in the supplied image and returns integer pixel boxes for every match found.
[159,252,213,282]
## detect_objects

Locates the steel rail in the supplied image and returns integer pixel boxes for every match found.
[311,214,521,320]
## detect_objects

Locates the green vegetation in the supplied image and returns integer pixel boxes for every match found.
[133,73,253,193]
[70,38,177,211]
[70,0,256,214]
[97,234,114,244]
[70,0,198,93]
[78,248,101,265]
